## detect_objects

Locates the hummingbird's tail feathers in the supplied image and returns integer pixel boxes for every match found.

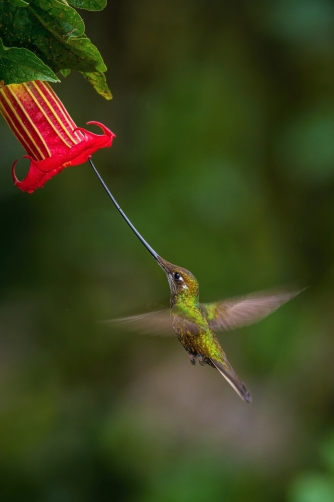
[101,309,175,337]
[210,358,252,403]
[203,287,304,333]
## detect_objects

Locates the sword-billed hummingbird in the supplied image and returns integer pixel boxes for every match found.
[90,159,301,403]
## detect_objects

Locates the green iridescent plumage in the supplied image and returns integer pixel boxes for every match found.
[157,256,252,402]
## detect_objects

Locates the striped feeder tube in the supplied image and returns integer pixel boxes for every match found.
[0,80,115,193]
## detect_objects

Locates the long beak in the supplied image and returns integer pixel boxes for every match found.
[90,158,159,261]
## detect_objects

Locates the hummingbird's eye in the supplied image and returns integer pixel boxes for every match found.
[174,272,182,280]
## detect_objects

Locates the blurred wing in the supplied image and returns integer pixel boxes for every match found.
[210,357,252,403]
[203,288,302,333]
[101,309,175,336]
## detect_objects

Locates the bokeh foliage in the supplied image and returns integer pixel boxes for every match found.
[1,0,334,500]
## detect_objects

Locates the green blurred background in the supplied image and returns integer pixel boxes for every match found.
[2,0,334,500]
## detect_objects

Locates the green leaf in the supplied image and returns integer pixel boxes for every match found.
[67,0,107,11]
[30,0,85,39]
[0,0,111,98]
[62,36,107,72]
[81,70,112,100]
[0,38,59,84]
[59,69,71,78]
[8,0,29,6]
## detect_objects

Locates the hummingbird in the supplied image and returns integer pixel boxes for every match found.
[90,159,301,403]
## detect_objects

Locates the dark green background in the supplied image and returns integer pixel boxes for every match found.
[1,1,334,500]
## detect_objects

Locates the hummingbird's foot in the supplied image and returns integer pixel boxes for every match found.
[188,353,196,365]
[198,354,206,366]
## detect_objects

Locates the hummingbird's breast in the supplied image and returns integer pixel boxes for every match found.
[170,306,223,360]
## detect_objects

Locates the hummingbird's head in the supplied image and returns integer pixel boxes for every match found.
[156,256,199,299]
